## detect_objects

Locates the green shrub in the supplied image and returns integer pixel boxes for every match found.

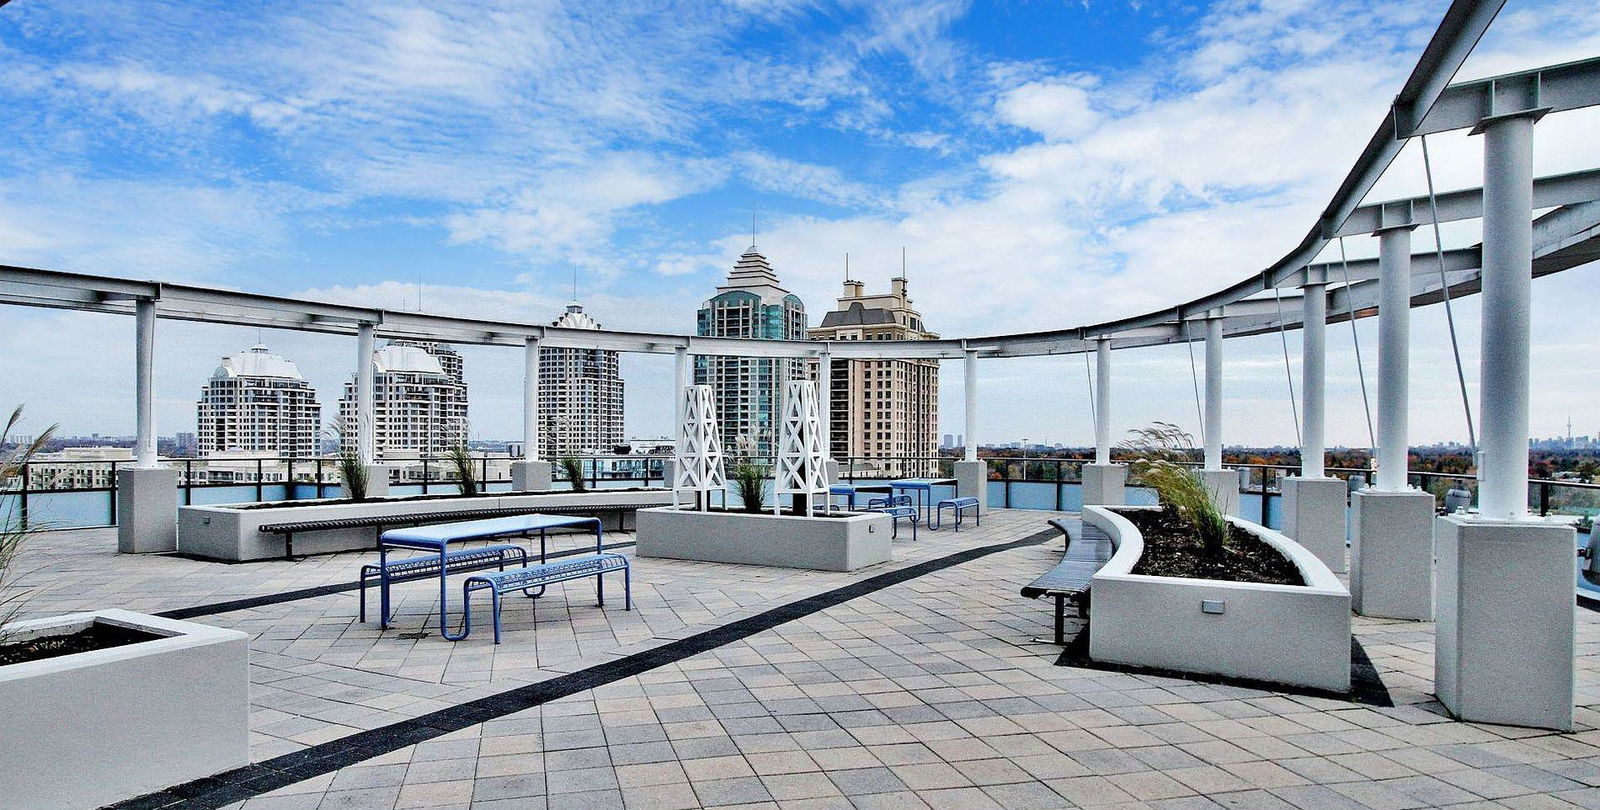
[447,444,478,497]
[560,456,587,492]
[1,406,57,641]
[1123,422,1229,555]
[732,459,769,513]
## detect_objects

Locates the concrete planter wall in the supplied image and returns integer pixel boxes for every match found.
[636,506,892,571]
[179,489,674,561]
[1086,505,1352,693]
[0,609,250,810]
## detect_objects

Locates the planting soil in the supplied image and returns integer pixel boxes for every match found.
[1119,508,1304,586]
[0,622,162,667]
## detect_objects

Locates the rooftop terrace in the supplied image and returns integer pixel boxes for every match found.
[8,511,1600,810]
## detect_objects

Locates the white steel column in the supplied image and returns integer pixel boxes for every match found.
[1477,114,1536,519]
[674,346,689,436]
[1301,283,1327,477]
[818,348,833,457]
[1095,338,1112,464]
[963,348,978,462]
[356,322,376,466]
[1203,317,1223,469]
[1375,225,1413,491]
[522,336,540,461]
[133,297,157,468]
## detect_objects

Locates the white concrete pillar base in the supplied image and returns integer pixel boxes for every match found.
[1435,514,1575,731]
[1200,469,1240,517]
[116,466,178,553]
[1282,476,1348,573]
[661,459,678,491]
[954,460,987,508]
[1350,489,1435,619]
[346,464,396,499]
[512,460,553,492]
[1082,464,1126,507]
[825,459,841,486]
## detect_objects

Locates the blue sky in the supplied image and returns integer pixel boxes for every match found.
[2,0,1599,448]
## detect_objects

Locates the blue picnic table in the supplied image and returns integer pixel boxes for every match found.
[379,513,603,639]
[889,478,958,525]
[827,483,892,511]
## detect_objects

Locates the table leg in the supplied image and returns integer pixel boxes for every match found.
[437,546,450,639]
[594,519,605,605]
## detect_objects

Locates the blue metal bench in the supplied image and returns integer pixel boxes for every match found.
[867,494,912,509]
[360,543,527,626]
[879,505,918,541]
[932,497,981,531]
[451,552,632,643]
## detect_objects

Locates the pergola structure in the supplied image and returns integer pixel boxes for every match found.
[2,0,1598,728]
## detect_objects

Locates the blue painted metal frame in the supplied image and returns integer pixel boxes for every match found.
[456,553,632,643]
[889,478,957,525]
[931,497,981,531]
[377,513,604,638]
[361,543,527,625]
[879,505,918,541]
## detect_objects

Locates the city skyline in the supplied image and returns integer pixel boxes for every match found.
[4,2,1597,450]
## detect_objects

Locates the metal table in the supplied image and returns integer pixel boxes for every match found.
[379,513,603,639]
[889,478,958,525]
[827,483,892,510]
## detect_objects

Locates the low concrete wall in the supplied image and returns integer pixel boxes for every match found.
[179,489,674,561]
[0,609,249,809]
[1086,505,1351,693]
[637,506,892,571]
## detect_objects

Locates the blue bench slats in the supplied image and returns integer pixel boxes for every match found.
[878,505,918,541]
[360,544,526,625]
[932,497,981,531]
[453,553,631,643]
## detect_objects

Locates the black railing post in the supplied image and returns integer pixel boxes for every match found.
[109,460,119,525]
[19,461,29,530]
[422,458,430,494]
[1539,481,1551,516]
[184,459,193,505]
[256,458,264,503]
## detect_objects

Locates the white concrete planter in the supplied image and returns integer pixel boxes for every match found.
[179,489,674,561]
[0,609,250,810]
[636,506,892,571]
[1086,505,1352,693]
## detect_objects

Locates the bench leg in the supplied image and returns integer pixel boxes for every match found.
[911,516,918,542]
[624,565,632,611]
[1055,594,1066,645]
[378,547,393,629]
[442,579,473,642]
[359,573,368,623]
[490,588,502,645]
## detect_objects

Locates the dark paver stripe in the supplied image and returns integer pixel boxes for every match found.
[109,529,1055,809]
[155,541,640,620]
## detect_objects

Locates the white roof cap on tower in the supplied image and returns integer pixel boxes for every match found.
[552,303,601,330]
[214,346,304,380]
[373,343,445,375]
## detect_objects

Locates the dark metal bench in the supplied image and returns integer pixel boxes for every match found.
[1021,518,1118,644]
[259,503,644,559]
[359,544,526,625]
[454,553,631,643]
[879,505,918,540]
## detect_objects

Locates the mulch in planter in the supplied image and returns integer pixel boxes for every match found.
[1118,507,1303,586]
[0,622,163,667]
